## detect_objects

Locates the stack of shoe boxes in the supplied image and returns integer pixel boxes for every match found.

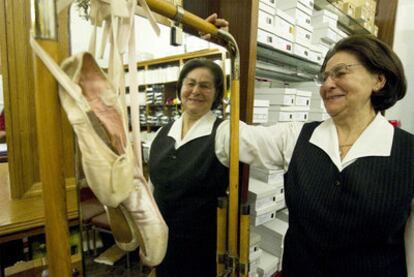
[290,81,329,121]
[254,87,312,124]
[276,0,315,61]
[311,9,350,61]
[249,231,263,277]
[248,167,286,276]
[257,0,295,54]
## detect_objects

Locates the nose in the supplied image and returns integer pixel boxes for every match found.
[190,84,202,94]
[322,74,336,87]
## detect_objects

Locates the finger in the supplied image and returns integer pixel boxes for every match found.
[205,13,218,23]
[214,18,229,28]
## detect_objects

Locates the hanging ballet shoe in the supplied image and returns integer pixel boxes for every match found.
[61,51,167,265]
[59,51,136,208]
[30,39,168,267]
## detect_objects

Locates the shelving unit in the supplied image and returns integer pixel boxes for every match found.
[314,0,371,35]
[256,43,320,82]
[255,0,376,84]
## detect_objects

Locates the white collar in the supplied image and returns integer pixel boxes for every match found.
[309,113,394,171]
[168,111,217,149]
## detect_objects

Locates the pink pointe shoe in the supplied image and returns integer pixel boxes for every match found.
[59,52,168,266]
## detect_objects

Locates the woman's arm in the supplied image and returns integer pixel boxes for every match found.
[405,199,414,277]
[215,120,303,170]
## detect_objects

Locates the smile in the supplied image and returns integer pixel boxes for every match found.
[187,98,205,103]
[326,94,345,100]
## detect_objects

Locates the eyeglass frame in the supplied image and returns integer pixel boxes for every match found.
[314,63,362,86]
[182,77,215,92]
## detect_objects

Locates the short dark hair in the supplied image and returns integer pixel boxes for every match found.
[177,58,224,110]
[321,34,407,112]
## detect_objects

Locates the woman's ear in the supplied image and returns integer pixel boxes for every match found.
[373,73,386,92]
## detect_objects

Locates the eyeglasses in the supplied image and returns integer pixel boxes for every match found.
[315,63,362,86]
[182,78,214,91]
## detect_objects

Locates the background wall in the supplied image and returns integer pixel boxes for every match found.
[69,5,213,67]
[385,0,414,133]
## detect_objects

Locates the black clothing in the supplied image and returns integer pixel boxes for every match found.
[149,118,228,277]
[282,122,414,276]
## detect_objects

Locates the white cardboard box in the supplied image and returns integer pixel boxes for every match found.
[258,29,293,55]
[312,9,338,26]
[308,44,323,64]
[253,99,270,124]
[284,6,313,30]
[250,231,262,255]
[255,219,289,257]
[256,250,279,277]
[260,0,277,10]
[267,106,295,122]
[255,88,296,106]
[249,178,281,212]
[274,9,295,42]
[292,110,309,121]
[276,208,289,223]
[292,42,310,60]
[273,34,294,54]
[250,167,285,184]
[251,203,278,226]
[312,22,338,45]
[294,24,313,46]
[276,0,314,14]
[257,29,276,48]
[295,95,311,107]
[258,10,276,34]
[253,107,269,123]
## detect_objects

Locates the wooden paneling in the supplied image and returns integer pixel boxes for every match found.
[0,0,74,199]
[184,0,258,122]
[375,0,399,47]
[0,0,38,198]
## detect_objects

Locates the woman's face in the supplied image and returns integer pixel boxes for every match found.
[180,67,216,118]
[319,51,384,120]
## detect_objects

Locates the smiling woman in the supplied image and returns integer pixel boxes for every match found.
[148,58,228,277]
[215,34,414,276]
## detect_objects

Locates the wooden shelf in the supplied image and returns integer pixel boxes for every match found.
[256,43,320,82]
[130,48,225,69]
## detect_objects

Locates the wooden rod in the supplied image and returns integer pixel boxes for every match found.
[146,0,219,35]
[217,197,228,276]
[33,39,72,277]
[31,0,72,275]
[239,206,250,277]
[228,78,240,276]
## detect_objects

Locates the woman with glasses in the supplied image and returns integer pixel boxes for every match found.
[216,34,414,276]
[148,58,228,276]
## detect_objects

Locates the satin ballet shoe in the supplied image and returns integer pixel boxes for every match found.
[60,52,167,265]
[59,51,136,208]
[31,38,168,267]
[103,205,142,251]
[122,176,168,267]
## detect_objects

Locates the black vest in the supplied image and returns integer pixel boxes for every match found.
[149,118,228,235]
[283,122,414,276]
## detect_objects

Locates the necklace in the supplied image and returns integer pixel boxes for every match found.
[339,143,353,148]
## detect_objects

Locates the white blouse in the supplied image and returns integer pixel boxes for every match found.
[215,113,414,276]
[154,111,413,275]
